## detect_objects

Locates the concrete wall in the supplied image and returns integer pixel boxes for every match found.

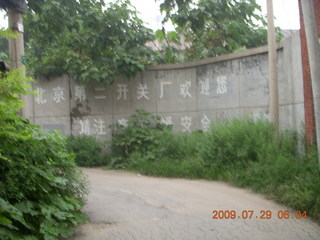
[30,32,305,139]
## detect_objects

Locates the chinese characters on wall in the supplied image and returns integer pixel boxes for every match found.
[35,86,67,104]
[79,118,107,135]
[34,75,229,136]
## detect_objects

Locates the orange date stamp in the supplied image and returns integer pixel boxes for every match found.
[212,210,307,220]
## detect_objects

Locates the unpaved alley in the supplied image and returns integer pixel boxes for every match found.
[70,168,320,240]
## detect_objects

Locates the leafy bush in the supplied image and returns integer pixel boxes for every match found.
[109,109,170,168]
[66,135,108,167]
[0,69,88,240]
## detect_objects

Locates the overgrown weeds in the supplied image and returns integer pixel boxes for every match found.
[66,135,108,167]
[107,110,320,222]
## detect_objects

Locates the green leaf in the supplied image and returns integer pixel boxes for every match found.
[0,216,12,226]
[155,29,165,41]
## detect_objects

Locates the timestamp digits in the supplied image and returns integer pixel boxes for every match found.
[212,210,307,220]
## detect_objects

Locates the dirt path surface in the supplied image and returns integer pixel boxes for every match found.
[69,168,320,240]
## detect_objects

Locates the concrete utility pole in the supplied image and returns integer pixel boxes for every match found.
[266,0,279,133]
[8,9,24,70]
[8,4,29,119]
[301,0,320,167]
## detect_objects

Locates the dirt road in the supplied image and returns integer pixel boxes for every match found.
[69,168,320,240]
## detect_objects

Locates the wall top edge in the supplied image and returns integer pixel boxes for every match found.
[146,42,284,71]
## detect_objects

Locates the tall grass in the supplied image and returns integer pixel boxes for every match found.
[107,113,320,222]
[66,135,109,167]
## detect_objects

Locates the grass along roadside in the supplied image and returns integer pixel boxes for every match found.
[70,110,320,223]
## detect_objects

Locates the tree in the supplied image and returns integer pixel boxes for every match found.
[8,0,280,81]
[156,0,277,61]
[24,0,156,84]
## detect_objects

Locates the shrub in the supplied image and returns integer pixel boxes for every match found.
[109,109,170,168]
[0,69,88,240]
[66,135,108,167]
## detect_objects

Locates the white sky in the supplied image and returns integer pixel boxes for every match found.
[0,0,300,30]
[127,0,300,30]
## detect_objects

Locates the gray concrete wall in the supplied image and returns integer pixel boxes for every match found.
[31,32,305,139]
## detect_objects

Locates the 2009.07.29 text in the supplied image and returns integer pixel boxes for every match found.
[212,210,307,220]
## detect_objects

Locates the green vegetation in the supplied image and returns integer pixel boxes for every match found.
[0,28,14,61]
[105,110,320,222]
[108,109,171,168]
[0,61,88,238]
[25,0,155,84]
[21,0,275,81]
[156,0,281,62]
[66,135,109,167]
